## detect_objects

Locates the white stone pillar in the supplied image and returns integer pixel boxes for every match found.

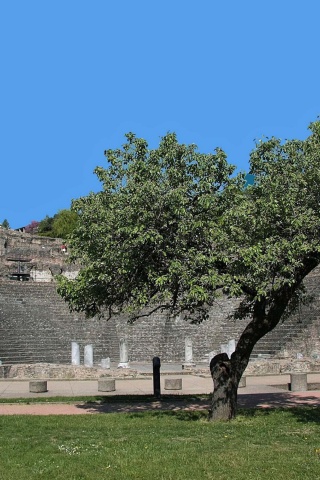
[118,338,129,368]
[71,341,80,365]
[183,337,195,367]
[84,344,93,367]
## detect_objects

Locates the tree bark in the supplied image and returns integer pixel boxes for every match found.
[209,353,239,420]
[209,298,284,421]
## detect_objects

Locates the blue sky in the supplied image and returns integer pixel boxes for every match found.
[1,1,319,229]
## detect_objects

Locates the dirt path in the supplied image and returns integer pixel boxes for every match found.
[1,390,320,415]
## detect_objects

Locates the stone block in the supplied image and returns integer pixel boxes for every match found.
[164,378,182,390]
[29,380,48,393]
[290,373,308,392]
[98,378,116,392]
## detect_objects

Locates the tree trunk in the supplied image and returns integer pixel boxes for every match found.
[209,353,240,421]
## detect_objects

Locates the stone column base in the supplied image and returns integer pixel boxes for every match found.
[98,379,116,392]
[289,373,308,392]
[164,378,182,390]
[117,362,130,368]
[29,380,48,393]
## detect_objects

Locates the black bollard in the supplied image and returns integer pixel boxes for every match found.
[153,356,161,399]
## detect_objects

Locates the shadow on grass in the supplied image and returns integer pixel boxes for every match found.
[74,392,320,424]
[237,406,320,424]
[1,391,319,424]
[238,391,320,410]
[125,406,320,423]
[96,394,211,404]
[75,394,211,416]
[126,410,209,421]
[284,406,320,424]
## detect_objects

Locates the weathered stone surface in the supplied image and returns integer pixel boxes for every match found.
[71,342,80,365]
[0,363,140,379]
[101,358,111,369]
[84,345,93,367]
[118,338,129,368]
[290,373,308,392]
[98,378,116,392]
[1,229,320,364]
[29,380,47,393]
[164,378,182,390]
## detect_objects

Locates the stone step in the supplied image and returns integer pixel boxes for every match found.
[1,275,319,362]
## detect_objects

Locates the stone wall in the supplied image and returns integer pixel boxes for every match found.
[0,228,320,364]
[0,228,78,282]
[0,281,120,364]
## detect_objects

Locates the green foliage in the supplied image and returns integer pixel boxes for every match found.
[51,209,78,239]
[38,210,78,239]
[57,122,320,420]
[1,218,10,229]
[58,132,241,319]
[219,121,320,318]
[38,215,55,236]
[58,122,320,330]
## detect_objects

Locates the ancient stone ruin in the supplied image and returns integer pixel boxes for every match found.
[1,228,320,366]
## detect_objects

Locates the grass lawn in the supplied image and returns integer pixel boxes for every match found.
[0,407,320,480]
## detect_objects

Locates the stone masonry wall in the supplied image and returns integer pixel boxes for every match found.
[0,228,320,364]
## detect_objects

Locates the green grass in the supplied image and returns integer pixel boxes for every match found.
[0,408,320,480]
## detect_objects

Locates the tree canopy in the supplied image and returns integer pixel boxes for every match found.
[57,121,320,420]
[58,132,241,320]
[218,122,320,314]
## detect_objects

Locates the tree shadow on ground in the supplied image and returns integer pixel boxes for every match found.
[238,406,320,424]
[75,391,320,423]
[238,391,320,410]
[127,410,208,421]
[122,406,320,423]
[238,391,320,424]
[76,394,211,417]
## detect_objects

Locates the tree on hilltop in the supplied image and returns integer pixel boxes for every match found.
[38,210,78,239]
[1,219,10,229]
[38,215,55,237]
[25,220,40,234]
[51,209,78,239]
[57,123,320,420]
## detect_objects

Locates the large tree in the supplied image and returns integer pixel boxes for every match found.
[57,122,320,420]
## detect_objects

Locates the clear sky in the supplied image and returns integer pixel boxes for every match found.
[1,1,319,229]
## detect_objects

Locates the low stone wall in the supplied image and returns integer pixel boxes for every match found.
[1,359,320,380]
[244,358,320,375]
[0,363,141,379]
